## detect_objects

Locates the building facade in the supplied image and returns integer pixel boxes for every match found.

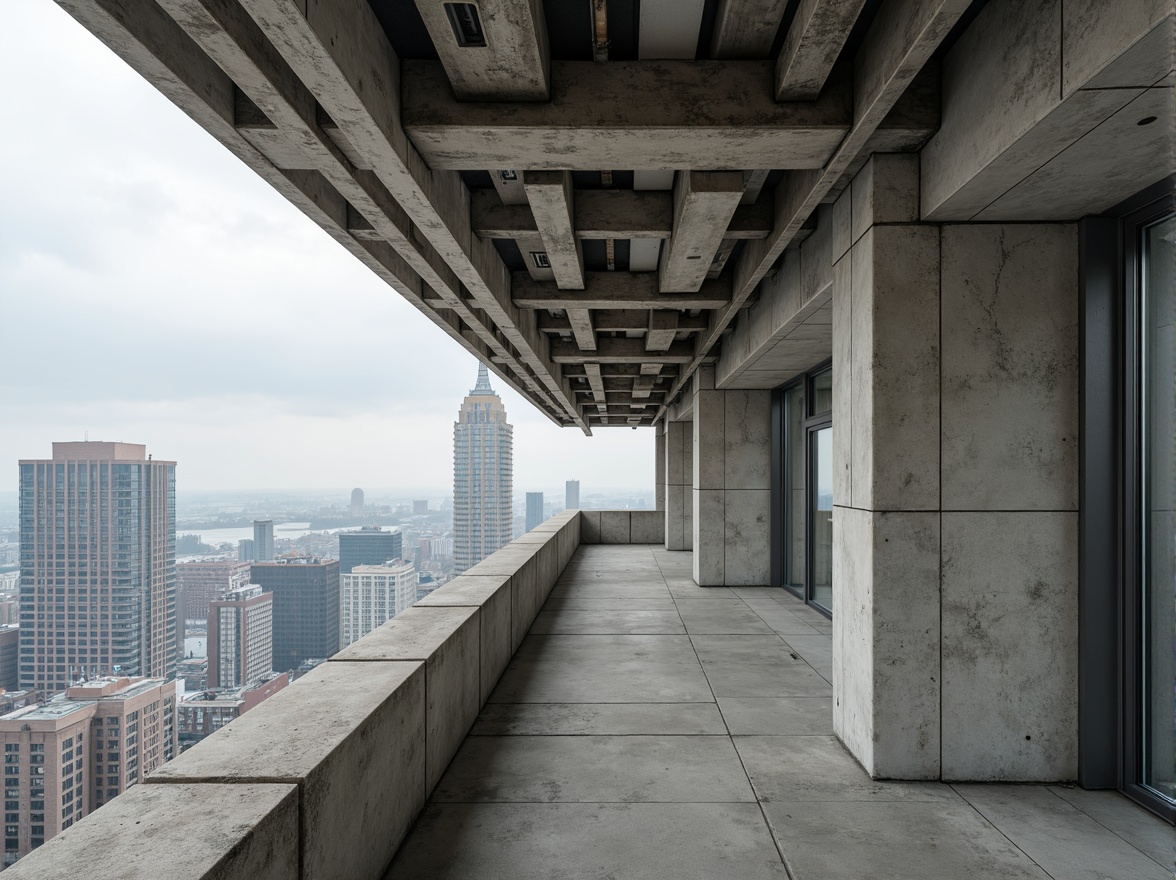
[17,442,176,697]
[452,365,513,573]
[0,676,176,865]
[0,627,18,692]
[524,492,545,532]
[206,585,273,689]
[251,520,274,563]
[176,559,251,622]
[337,526,403,574]
[249,558,339,672]
[236,539,254,563]
[339,562,417,648]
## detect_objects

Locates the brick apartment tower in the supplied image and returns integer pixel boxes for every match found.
[207,585,273,689]
[452,364,513,573]
[17,443,177,697]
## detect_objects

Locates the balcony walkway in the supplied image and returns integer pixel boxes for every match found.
[385,545,1171,880]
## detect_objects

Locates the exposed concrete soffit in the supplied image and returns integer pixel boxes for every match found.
[776,0,872,100]
[236,0,589,432]
[655,0,970,423]
[710,0,792,59]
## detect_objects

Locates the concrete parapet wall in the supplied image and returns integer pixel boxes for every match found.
[4,510,582,880]
[578,509,666,545]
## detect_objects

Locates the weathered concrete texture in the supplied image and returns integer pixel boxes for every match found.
[775,0,870,99]
[416,575,514,703]
[665,420,693,551]
[472,702,727,736]
[1062,0,1174,93]
[941,224,1078,511]
[1,783,299,880]
[151,661,426,880]
[331,607,480,793]
[941,512,1079,781]
[402,59,853,170]
[921,0,1170,220]
[660,171,744,292]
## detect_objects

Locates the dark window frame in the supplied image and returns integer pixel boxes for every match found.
[771,360,833,618]
[1081,174,1175,823]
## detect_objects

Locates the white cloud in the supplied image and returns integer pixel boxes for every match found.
[0,0,653,494]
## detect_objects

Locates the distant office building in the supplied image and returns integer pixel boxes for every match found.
[566,480,580,509]
[338,526,403,574]
[252,520,274,562]
[0,626,18,691]
[237,538,254,562]
[207,585,273,689]
[340,562,417,648]
[176,671,288,751]
[350,488,364,516]
[249,558,339,672]
[453,364,513,573]
[429,536,454,560]
[412,499,429,515]
[0,676,177,865]
[525,492,545,532]
[176,560,251,622]
[18,442,176,696]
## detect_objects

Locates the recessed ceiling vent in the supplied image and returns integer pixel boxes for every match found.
[445,3,487,48]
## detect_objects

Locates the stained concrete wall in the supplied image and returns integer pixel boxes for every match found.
[691,366,772,586]
[832,154,1079,781]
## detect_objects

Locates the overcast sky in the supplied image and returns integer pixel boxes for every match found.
[0,1,654,496]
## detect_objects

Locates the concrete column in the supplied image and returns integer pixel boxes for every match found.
[832,154,1079,782]
[655,423,666,512]
[691,366,772,586]
[664,420,692,551]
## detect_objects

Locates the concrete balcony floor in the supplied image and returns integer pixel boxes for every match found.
[385,545,1172,880]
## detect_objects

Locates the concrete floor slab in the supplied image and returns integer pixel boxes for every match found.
[471,702,727,736]
[1046,786,1175,870]
[434,735,756,803]
[741,599,826,635]
[549,581,672,599]
[489,634,715,703]
[778,634,834,682]
[717,697,834,735]
[764,800,1051,879]
[692,635,832,697]
[676,600,777,634]
[955,784,1172,880]
[530,605,685,634]
[736,735,961,802]
[384,802,790,880]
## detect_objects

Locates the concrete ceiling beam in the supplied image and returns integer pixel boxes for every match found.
[550,338,696,364]
[776,0,872,100]
[514,273,731,310]
[656,0,970,423]
[564,309,597,352]
[538,310,707,334]
[412,0,550,101]
[240,0,588,432]
[646,311,679,352]
[659,171,745,293]
[710,0,791,59]
[523,171,584,289]
[402,59,853,170]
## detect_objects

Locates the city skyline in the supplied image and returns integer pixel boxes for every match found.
[0,2,653,497]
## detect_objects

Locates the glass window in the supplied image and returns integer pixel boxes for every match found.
[811,370,832,414]
[1141,214,1175,804]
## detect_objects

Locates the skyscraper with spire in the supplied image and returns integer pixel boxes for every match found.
[452,364,514,573]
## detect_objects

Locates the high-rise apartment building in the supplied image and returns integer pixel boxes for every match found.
[176,559,251,622]
[0,676,177,865]
[340,562,417,648]
[452,365,513,573]
[565,480,580,510]
[525,492,545,532]
[337,526,403,574]
[17,442,176,697]
[237,539,254,562]
[207,585,273,689]
[252,520,274,562]
[249,558,339,672]
[0,626,18,691]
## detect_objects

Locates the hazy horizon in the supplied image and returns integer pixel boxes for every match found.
[0,1,656,495]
